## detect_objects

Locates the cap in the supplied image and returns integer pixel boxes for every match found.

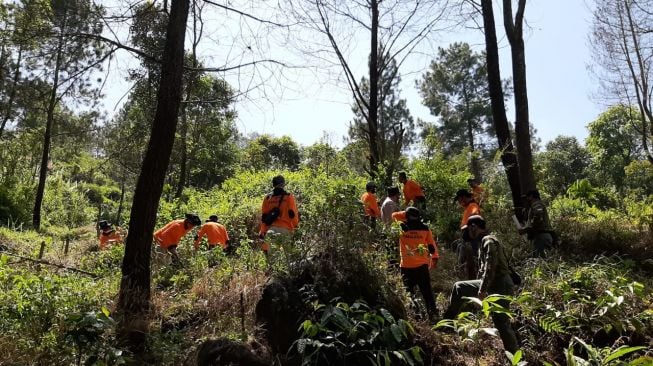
[454,189,472,202]
[461,214,485,230]
[405,206,421,220]
[185,213,201,226]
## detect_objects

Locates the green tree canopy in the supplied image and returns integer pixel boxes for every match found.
[243,134,301,171]
[586,105,645,189]
[538,135,589,197]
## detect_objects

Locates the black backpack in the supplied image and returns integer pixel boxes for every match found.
[262,193,285,226]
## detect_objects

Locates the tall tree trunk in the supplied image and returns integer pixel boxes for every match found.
[33,28,65,230]
[503,0,535,192]
[0,46,21,139]
[367,0,380,176]
[465,105,482,180]
[480,0,523,217]
[174,109,188,198]
[116,171,126,225]
[116,0,190,353]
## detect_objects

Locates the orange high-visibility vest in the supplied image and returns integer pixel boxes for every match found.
[259,192,299,234]
[399,223,438,268]
[360,192,381,218]
[99,230,122,250]
[461,202,481,229]
[154,219,192,249]
[194,222,229,249]
[403,180,425,205]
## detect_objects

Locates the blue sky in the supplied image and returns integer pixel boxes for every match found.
[102,0,602,149]
[231,0,602,148]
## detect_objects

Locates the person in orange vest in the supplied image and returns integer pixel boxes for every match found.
[467,178,487,206]
[98,220,124,250]
[454,189,482,279]
[259,175,299,254]
[360,182,381,229]
[194,215,230,252]
[398,172,426,211]
[398,207,439,318]
[154,213,201,264]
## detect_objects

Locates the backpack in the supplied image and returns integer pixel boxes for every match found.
[262,193,285,226]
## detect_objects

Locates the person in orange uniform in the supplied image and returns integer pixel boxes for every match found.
[154,213,201,264]
[360,182,381,229]
[398,172,426,211]
[98,220,123,250]
[467,178,487,206]
[259,175,299,254]
[194,215,230,251]
[454,189,482,279]
[398,207,439,318]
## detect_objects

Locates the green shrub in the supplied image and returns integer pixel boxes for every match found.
[291,299,423,366]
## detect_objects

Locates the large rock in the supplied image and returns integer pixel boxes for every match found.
[197,338,268,366]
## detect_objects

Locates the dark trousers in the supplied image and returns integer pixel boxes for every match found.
[442,276,519,352]
[531,232,553,258]
[401,265,437,315]
[456,239,480,280]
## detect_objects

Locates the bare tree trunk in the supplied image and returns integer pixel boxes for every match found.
[480,0,523,217]
[367,0,380,176]
[503,0,535,193]
[116,0,190,353]
[174,109,188,198]
[116,172,126,225]
[33,26,65,231]
[0,46,22,139]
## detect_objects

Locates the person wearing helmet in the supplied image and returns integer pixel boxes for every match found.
[194,215,230,252]
[398,172,426,211]
[98,220,124,250]
[360,182,381,229]
[398,207,439,319]
[259,175,299,254]
[443,215,519,352]
[154,213,201,264]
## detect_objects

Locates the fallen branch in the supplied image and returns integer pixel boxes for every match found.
[0,249,100,278]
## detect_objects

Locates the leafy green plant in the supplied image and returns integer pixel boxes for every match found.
[563,337,646,366]
[65,308,130,366]
[433,294,514,342]
[291,299,423,366]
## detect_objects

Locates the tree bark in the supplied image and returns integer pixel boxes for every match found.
[0,46,22,139]
[116,0,190,353]
[480,0,523,217]
[33,23,66,231]
[116,171,126,225]
[174,108,188,198]
[503,0,535,192]
[367,0,380,176]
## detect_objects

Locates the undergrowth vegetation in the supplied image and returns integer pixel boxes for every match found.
[0,162,652,365]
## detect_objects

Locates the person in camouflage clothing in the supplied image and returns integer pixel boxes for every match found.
[443,215,519,353]
[519,189,553,258]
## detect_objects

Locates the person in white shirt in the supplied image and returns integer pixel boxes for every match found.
[381,186,401,225]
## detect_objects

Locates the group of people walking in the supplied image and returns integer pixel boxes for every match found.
[97,172,554,353]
